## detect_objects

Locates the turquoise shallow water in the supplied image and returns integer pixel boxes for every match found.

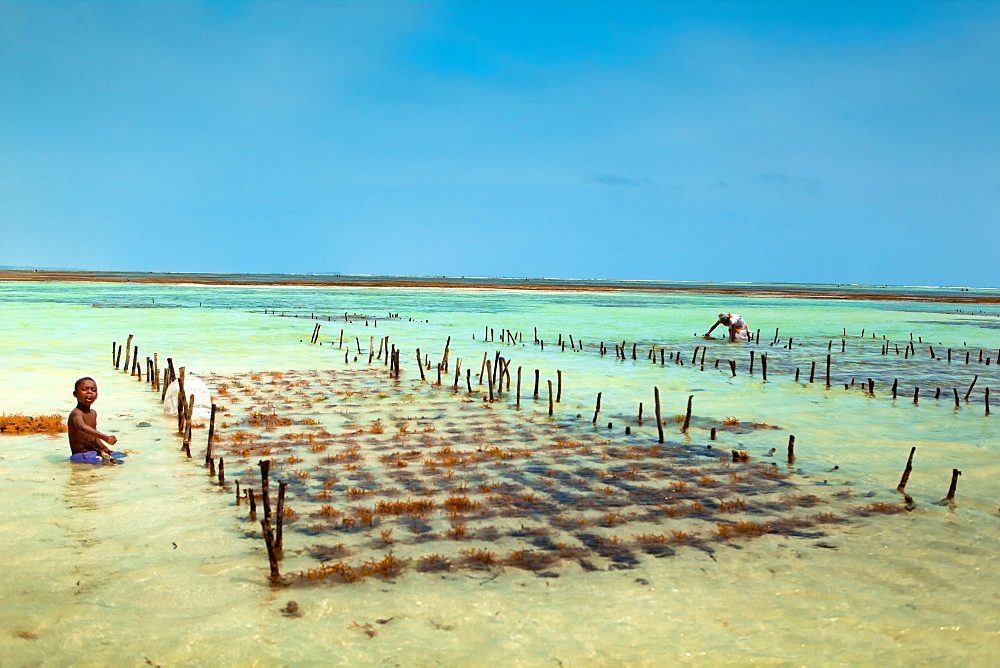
[1,279,998,665]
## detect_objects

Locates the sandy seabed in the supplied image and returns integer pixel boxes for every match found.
[1,275,998,665]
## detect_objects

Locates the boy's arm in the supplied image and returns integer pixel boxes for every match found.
[69,412,117,451]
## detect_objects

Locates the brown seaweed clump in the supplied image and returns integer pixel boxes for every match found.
[0,413,67,435]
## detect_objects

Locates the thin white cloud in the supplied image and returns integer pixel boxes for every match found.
[590,173,654,187]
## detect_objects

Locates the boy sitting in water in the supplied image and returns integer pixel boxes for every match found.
[68,377,121,464]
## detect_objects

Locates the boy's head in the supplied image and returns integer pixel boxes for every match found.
[74,377,95,391]
[73,377,98,406]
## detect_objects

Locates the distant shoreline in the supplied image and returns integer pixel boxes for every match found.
[2,269,998,304]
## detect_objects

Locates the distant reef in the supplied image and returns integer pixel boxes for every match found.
[1,269,997,304]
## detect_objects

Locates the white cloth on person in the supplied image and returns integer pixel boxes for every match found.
[728,313,749,340]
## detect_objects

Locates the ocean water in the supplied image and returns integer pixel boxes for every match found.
[1,278,998,665]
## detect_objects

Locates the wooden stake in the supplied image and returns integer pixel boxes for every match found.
[654,387,663,443]
[533,369,540,399]
[787,434,795,464]
[945,468,961,501]
[260,519,280,580]
[276,481,287,553]
[682,395,692,433]
[548,380,554,416]
[218,457,224,484]
[259,459,272,521]
[964,375,978,401]
[486,361,494,402]
[825,354,831,388]
[206,404,217,468]
[416,349,425,380]
[592,392,601,424]
[896,446,916,491]
[184,393,194,450]
[123,334,133,372]
[516,367,522,409]
[556,370,562,403]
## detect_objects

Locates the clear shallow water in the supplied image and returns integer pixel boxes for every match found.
[1,280,998,665]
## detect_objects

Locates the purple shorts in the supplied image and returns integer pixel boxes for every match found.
[70,451,126,464]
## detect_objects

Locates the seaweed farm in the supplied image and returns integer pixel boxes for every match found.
[1,277,998,664]
[204,366,865,586]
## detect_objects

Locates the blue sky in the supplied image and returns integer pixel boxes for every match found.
[1,1,997,286]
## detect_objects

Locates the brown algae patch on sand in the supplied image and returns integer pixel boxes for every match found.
[196,365,901,587]
[0,414,67,435]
